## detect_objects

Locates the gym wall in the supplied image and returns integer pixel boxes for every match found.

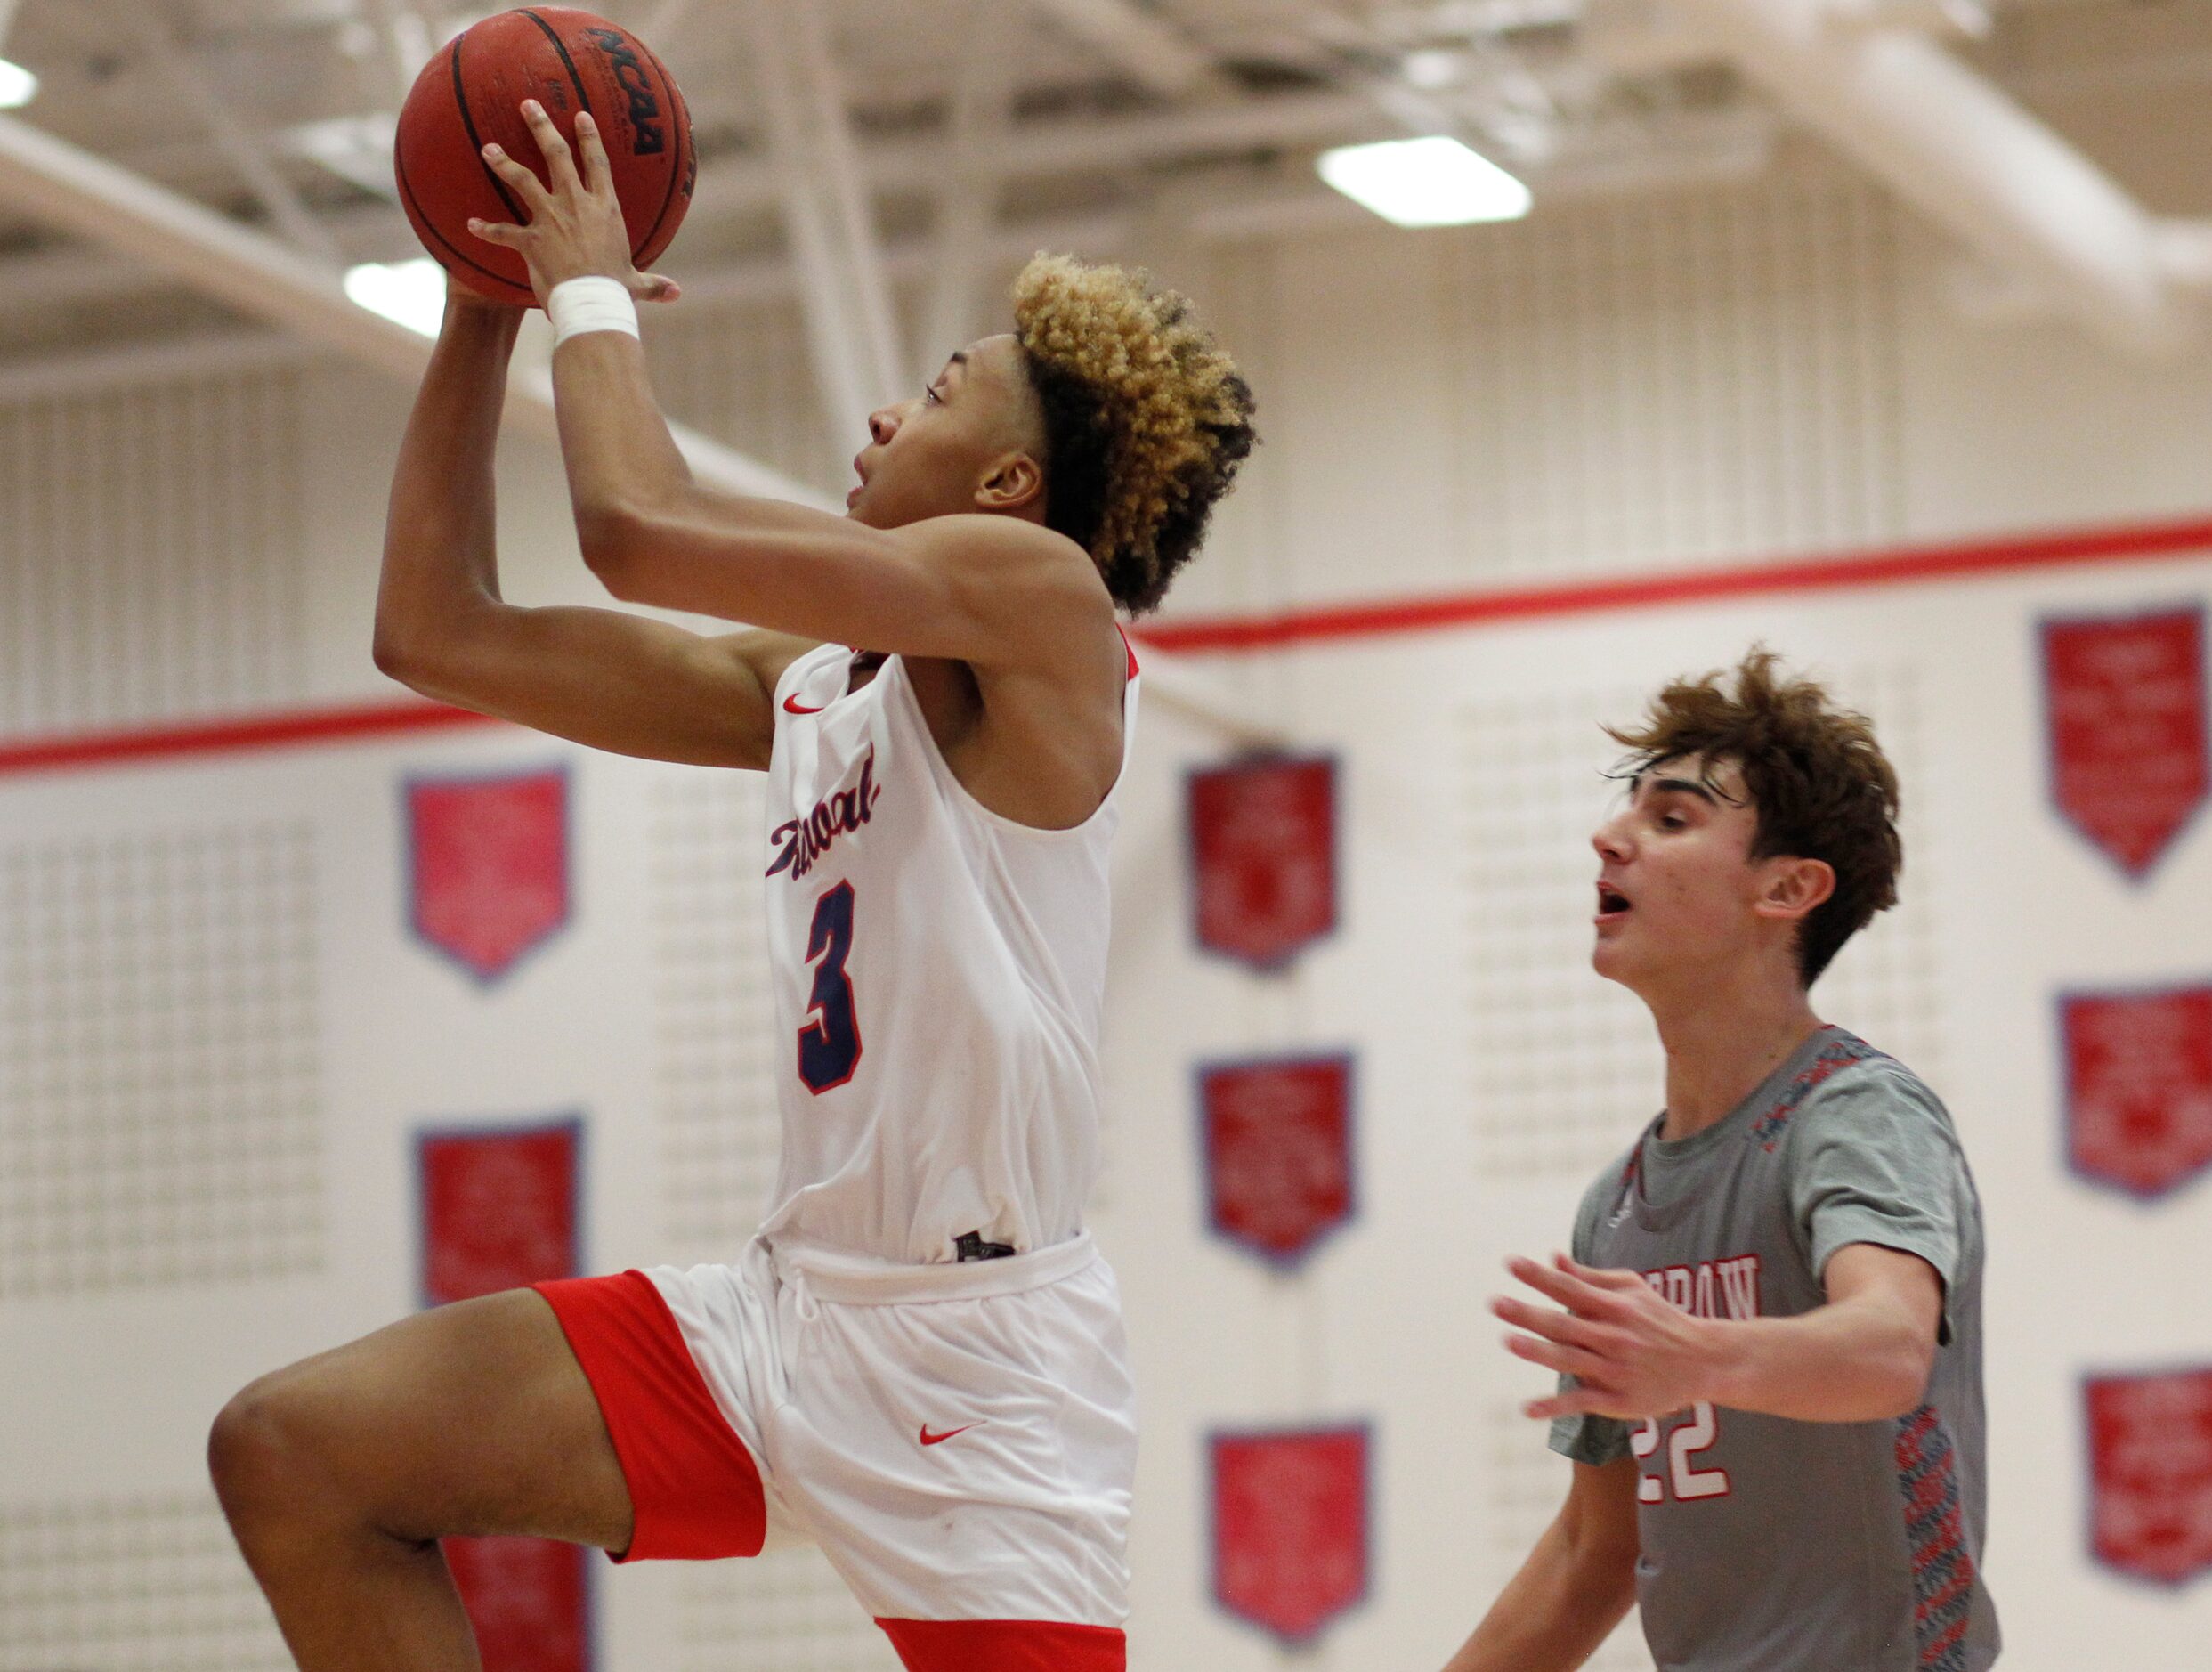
[3,139,2208,1672]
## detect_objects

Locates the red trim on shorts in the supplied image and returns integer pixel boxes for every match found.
[876,1619,1126,1672]
[534,1271,768,1562]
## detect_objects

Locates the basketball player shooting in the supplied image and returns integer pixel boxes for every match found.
[209,101,1256,1672]
[1440,653,1999,1672]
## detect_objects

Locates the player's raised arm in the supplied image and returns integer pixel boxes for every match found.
[469,102,1252,674]
[472,104,1096,666]
[372,278,813,769]
[1438,1457,1640,1672]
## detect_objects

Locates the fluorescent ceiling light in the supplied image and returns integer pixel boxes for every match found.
[1317,134,1531,229]
[0,59,38,111]
[344,257,447,337]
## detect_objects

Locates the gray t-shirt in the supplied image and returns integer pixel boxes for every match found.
[1550,1027,1999,1672]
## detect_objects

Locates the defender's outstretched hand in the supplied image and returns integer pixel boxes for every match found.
[469,101,680,308]
[1495,1254,1722,1422]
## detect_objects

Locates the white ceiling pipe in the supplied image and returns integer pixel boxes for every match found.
[0,111,829,505]
[1600,0,2196,355]
[2158,223,2212,295]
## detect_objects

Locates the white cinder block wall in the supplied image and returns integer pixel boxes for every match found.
[4,138,2210,1672]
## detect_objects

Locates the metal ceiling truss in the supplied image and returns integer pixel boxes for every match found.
[0,0,2205,372]
[740,0,909,437]
[0,108,825,503]
[917,0,1025,380]
[1025,0,1230,97]
[139,0,343,261]
[355,0,433,107]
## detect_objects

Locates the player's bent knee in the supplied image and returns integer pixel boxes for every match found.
[207,1371,324,1526]
[874,1619,1126,1672]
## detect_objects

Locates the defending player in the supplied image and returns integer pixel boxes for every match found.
[1440,652,1998,1672]
[209,104,1255,1672]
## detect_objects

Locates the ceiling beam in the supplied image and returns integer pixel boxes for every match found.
[0,110,830,505]
[356,0,433,107]
[918,0,1025,382]
[158,89,1381,240]
[738,0,907,436]
[0,97,1788,321]
[643,0,703,47]
[140,1,344,261]
[1025,0,1227,97]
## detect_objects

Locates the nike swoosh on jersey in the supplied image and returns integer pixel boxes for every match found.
[783,693,827,715]
[919,1422,985,1447]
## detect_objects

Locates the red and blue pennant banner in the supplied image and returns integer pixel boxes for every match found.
[417,1118,590,1672]
[1187,755,1339,970]
[1200,1054,1357,1269]
[418,1118,585,1307]
[1211,1424,1371,1645]
[2085,1367,2212,1586]
[2041,606,2208,881]
[442,1538,592,1672]
[407,767,572,984]
[2062,985,2212,1201]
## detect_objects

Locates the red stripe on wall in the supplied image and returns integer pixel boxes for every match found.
[1137,515,2212,654]
[2,515,2207,776]
[0,697,501,778]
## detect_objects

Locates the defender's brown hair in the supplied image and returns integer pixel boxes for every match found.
[1608,649,1902,985]
[1011,254,1258,613]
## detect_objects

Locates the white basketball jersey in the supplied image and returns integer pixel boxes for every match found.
[755,642,1136,1265]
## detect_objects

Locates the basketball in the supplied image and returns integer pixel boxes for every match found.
[394,7,696,306]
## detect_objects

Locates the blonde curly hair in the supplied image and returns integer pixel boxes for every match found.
[1012,254,1258,613]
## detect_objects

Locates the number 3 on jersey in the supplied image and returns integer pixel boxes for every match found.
[1631,1401,1730,1503]
[798,882,863,1093]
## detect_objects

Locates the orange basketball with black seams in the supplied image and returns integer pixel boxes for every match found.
[395,7,696,306]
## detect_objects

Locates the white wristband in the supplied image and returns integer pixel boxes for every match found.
[547,276,640,347]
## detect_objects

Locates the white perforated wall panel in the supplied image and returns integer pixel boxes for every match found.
[0,1492,288,1671]
[1177,175,1906,621]
[1457,662,1943,1184]
[0,820,325,1297]
[1458,685,1666,1183]
[645,296,842,497]
[1479,1394,1653,1670]
[650,770,782,1260]
[679,1551,902,1672]
[1443,181,1903,578]
[0,365,307,735]
[1805,666,1945,1080]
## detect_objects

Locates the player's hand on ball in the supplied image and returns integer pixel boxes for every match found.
[1495,1254,1724,1422]
[468,101,680,308]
